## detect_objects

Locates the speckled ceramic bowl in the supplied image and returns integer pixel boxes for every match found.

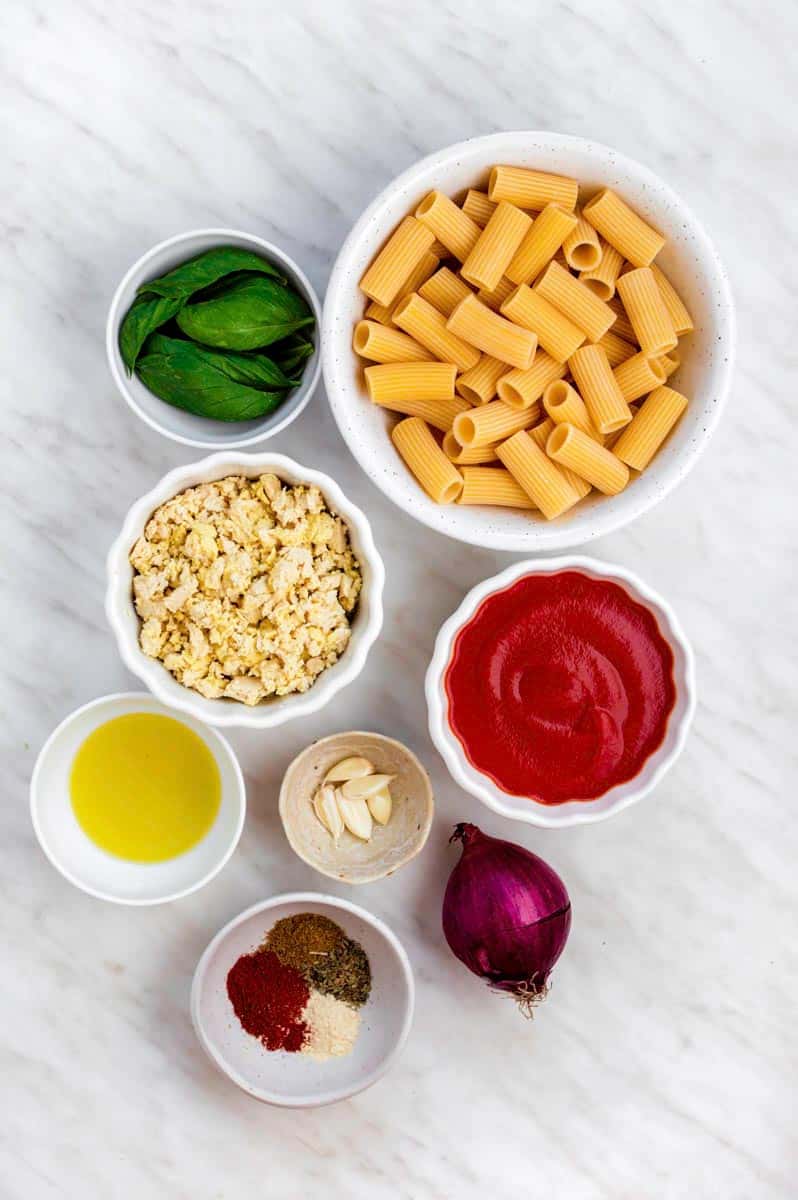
[279,732,434,884]
[323,131,735,551]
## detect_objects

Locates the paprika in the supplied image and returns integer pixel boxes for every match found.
[226,950,309,1052]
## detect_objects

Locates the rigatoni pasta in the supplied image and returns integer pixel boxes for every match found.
[582,189,665,267]
[458,467,537,509]
[461,201,533,291]
[612,386,688,470]
[359,217,436,307]
[391,417,463,503]
[355,162,693,521]
[446,294,537,370]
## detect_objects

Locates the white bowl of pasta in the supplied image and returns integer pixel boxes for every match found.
[322,132,734,551]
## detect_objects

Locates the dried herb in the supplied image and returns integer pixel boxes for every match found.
[308,936,372,1008]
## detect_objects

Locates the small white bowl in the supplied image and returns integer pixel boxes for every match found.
[323,131,735,551]
[106,451,384,729]
[279,731,434,884]
[425,556,695,828]
[30,692,245,904]
[191,892,414,1107]
[107,228,322,450]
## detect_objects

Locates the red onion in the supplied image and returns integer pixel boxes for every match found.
[442,823,571,1012]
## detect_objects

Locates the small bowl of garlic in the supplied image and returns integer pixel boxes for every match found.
[279,731,434,884]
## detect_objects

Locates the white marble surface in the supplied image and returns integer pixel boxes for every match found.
[4,1,796,1196]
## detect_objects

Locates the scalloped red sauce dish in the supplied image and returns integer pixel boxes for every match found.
[444,571,676,804]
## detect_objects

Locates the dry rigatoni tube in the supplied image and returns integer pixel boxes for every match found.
[461,190,497,228]
[418,267,472,317]
[391,418,463,503]
[607,295,637,343]
[455,354,508,405]
[365,250,439,324]
[497,351,566,410]
[501,284,585,363]
[477,276,515,313]
[582,189,665,267]
[613,351,667,402]
[458,467,537,509]
[616,268,678,356]
[569,344,632,435]
[359,217,436,307]
[599,329,637,367]
[546,424,629,495]
[543,380,602,441]
[489,165,579,212]
[370,393,469,432]
[447,294,537,370]
[505,204,578,285]
[353,321,435,364]
[496,430,581,519]
[393,293,480,372]
[442,431,499,464]
[650,264,694,334]
[562,210,602,270]
[415,190,481,261]
[365,361,456,404]
[612,385,688,470]
[579,240,624,300]
[527,417,592,500]
[453,399,538,448]
[461,202,533,291]
[655,350,680,378]
[535,260,616,342]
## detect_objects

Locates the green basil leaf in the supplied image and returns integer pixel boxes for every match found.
[137,345,288,422]
[274,338,315,377]
[136,246,285,301]
[118,293,184,374]
[144,334,298,389]
[176,276,314,350]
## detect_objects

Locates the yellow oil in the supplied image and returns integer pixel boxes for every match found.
[70,712,221,862]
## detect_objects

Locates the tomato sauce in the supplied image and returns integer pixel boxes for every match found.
[445,572,676,804]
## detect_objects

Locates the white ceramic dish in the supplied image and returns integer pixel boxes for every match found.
[323,131,735,551]
[191,892,414,1107]
[426,556,695,828]
[106,451,384,729]
[107,228,322,449]
[30,692,245,904]
[279,731,434,884]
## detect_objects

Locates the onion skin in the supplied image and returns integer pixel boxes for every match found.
[442,823,571,1010]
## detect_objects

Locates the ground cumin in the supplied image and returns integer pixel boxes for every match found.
[263,913,344,972]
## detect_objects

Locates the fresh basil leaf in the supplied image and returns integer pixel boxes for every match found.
[274,338,314,377]
[118,293,184,374]
[136,246,285,301]
[176,276,314,350]
[137,345,288,422]
[144,334,298,390]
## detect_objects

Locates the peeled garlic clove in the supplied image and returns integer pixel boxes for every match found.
[312,785,344,841]
[341,774,396,801]
[324,756,375,783]
[367,785,392,826]
[337,793,373,841]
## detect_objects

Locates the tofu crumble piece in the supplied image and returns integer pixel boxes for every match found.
[129,474,362,705]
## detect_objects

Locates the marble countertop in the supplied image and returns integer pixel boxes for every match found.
[4,1,795,1196]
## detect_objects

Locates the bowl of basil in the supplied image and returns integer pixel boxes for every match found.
[107,229,322,449]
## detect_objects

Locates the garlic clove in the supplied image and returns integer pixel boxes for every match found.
[323,756,375,783]
[367,785,392,826]
[341,774,396,801]
[312,784,345,841]
[337,793,373,841]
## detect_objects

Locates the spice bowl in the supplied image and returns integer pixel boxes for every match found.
[106,228,322,450]
[191,893,415,1107]
[30,692,246,904]
[279,731,435,884]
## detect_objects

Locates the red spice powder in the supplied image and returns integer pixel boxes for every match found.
[226,950,309,1052]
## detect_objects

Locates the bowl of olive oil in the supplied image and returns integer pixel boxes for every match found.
[31,693,245,904]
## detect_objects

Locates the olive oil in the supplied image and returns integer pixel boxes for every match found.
[70,713,221,862]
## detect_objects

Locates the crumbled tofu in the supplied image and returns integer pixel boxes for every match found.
[130,475,362,705]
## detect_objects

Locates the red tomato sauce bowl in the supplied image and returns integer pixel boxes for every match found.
[425,558,696,828]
